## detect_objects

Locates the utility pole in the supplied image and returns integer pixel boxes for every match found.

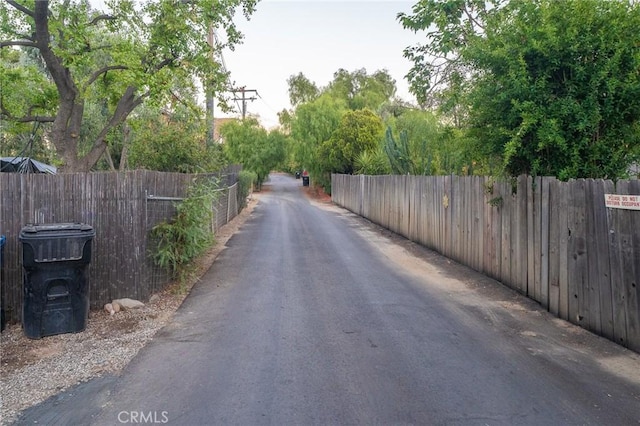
[231,87,257,119]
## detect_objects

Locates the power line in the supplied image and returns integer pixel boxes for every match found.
[256,91,280,116]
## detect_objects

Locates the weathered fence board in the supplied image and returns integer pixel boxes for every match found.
[332,173,640,352]
[0,170,242,323]
[548,178,561,316]
[558,181,570,321]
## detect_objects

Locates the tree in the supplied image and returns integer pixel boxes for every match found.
[0,0,256,171]
[287,72,320,107]
[127,105,224,173]
[465,0,640,178]
[401,0,640,179]
[290,93,347,176]
[220,118,287,188]
[327,68,397,111]
[386,108,484,175]
[318,109,384,175]
[398,0,500,107]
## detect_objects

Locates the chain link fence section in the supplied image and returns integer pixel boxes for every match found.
[144,181,241,290]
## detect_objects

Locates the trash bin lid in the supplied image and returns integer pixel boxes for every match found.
[20,223,94,239]
[19,223,95,263]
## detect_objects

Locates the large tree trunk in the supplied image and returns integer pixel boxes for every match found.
[34,1,85,172]
[33,1,141,172]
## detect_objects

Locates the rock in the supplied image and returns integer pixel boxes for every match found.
[112,298,145,310]
[149,294,160,304]
[112,301,121,313]
[104,303,115,315]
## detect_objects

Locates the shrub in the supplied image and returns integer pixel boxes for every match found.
[151,178,220,283]
[238,170,257,208]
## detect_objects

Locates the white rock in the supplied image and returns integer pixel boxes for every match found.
[112,298,145,310]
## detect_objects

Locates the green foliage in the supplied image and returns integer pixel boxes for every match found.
[237,169,257,208]
[383,127,413,175]
[398,0,499,107]
[287,72,320,107]
[355,149,390,175]
[466,0,640,179]
[382,109,485,176]
[221,118,287,188]
[0,48,57,120]
[151,178,220,283]
[326,68,397,111]
[286,69,397,180]
[127,107,224,173]
[488,196,503,208]
[318,109,384,175]
[0,48,57,159]
[0,0,257,171]
[401,0,640,179]
[290,93,347,178]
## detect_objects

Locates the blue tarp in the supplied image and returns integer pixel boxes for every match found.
[0,157,57,174]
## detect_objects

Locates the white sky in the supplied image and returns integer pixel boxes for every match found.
[217,0,423,128]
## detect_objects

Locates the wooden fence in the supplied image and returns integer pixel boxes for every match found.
[0,170,243,323]
[332,174,640,352]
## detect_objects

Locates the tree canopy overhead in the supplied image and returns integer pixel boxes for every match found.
[1,0,256,171]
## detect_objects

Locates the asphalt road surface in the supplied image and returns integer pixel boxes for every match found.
[17,173,640,425]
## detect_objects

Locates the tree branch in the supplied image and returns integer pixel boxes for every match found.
[79,86,148,170]
[88,14,116,26]
[1,102,55,123]
[463,5,485,32]
[85,65,129,86]
[6,0,34,17]
[0,40,38,48]
[154,57,175,72]
[33,1,78,98]
[169,89,196,111]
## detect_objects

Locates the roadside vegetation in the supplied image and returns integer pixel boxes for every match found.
[150,178,220,287]
[1,0,257,172]
[279,0,640,193]
[2,0,638,186]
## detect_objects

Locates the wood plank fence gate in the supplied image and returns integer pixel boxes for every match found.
[332,174,640,352]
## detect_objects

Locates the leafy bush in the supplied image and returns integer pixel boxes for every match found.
[355,149,390,175]
[238,170,257,208]
[151,178,220,283]
[128,111,225,173]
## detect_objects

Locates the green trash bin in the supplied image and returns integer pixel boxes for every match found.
[20,223,95,339]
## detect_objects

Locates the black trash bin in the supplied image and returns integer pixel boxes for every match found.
[19,223,95,339]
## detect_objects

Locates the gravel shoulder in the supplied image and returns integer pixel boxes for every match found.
[0,195,259,424]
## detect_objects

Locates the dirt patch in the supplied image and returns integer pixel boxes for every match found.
[302,184,332,203]
[0,340,64,370]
